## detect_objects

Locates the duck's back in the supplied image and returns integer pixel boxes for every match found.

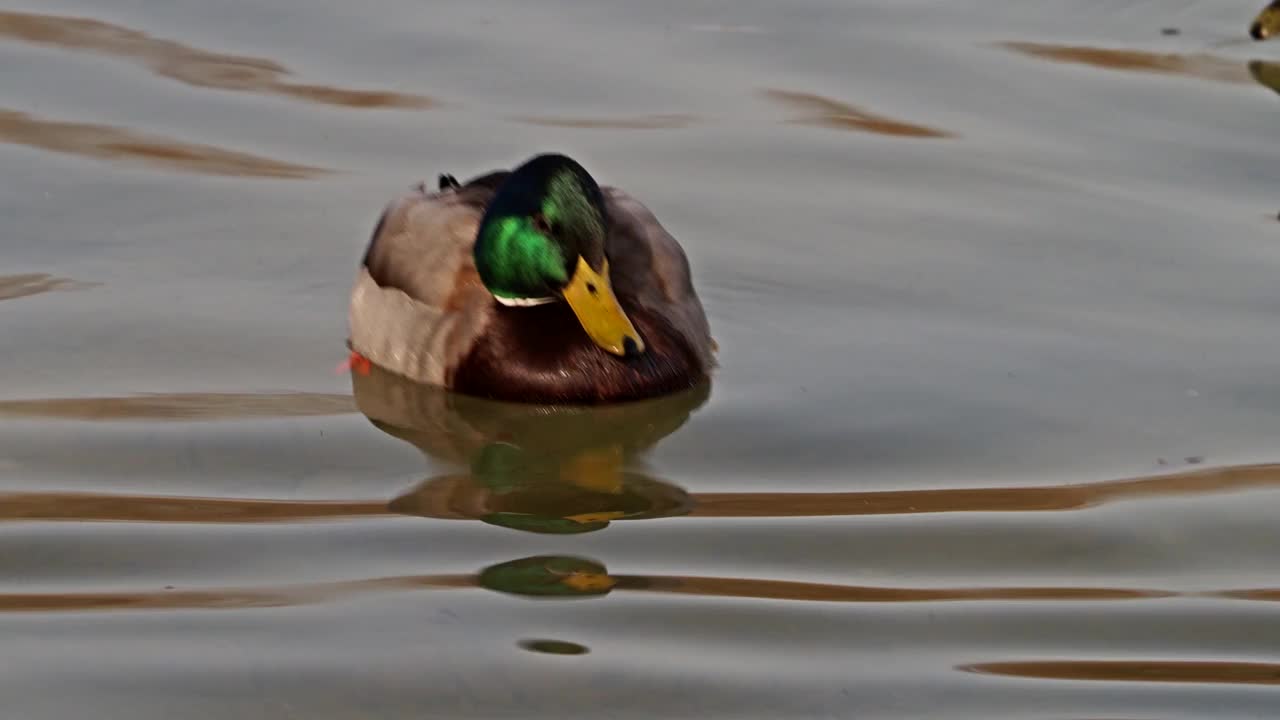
[349,177,500,388]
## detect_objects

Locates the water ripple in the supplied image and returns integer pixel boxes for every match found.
[997,42,1252,86]
[509,114,698,129]
[0,10,438,109]
[761,88,954,138]
[0,274,97,302]
[961,659,1280,686]
[1,461,1276,523]
[0,108,331,178]
[0,392,355,420]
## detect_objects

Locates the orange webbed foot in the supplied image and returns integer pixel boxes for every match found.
[335,350,372,376]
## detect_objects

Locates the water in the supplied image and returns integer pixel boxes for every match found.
[3,1,1280,717]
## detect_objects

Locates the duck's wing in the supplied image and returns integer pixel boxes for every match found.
[602,187,716,371]
[349,180,499,387]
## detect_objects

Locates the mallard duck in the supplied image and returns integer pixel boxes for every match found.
[1252,0,1280,40]
[348,153,715,404]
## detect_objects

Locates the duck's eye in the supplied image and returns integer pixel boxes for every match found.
[531,214,552,234]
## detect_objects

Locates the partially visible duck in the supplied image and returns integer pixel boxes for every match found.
[1251,0,1280,40]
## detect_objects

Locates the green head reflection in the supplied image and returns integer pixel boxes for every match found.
[478,555,616,598]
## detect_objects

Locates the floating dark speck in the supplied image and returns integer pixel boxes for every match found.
[519,638,590,656]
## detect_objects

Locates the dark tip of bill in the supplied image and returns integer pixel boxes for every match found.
[1251,22,1266,40]
[622,336,640,358]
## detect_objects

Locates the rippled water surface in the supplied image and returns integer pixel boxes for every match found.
[4,1,1280,717]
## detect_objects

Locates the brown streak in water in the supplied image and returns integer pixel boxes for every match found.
[0,11,436,109]
[0,574,473,613]
[0,493,386,524]
[3,463,1279,524]
[0,273,98,302]
[997,42,1252,85]
[690,462,1280,517]
[509,114,698,129]
[1210,588,1280,601]
[0,109,330,178]
[0,573,1169,614]
[0,392,356,420]
[761,89,953,138]
[960,659,1280,686]
[618,575,1173,603]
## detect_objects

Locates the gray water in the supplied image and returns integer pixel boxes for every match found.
[3,1,1280,717]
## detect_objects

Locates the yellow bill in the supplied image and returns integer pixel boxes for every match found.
[562,256,645,357]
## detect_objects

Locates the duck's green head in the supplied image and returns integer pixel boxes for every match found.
[473,153,644,358]
[1251,0,1280,40]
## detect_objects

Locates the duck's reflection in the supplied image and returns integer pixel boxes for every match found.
[351,364,706,534]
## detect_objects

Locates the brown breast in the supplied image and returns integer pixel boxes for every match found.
[450,301,706,404]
